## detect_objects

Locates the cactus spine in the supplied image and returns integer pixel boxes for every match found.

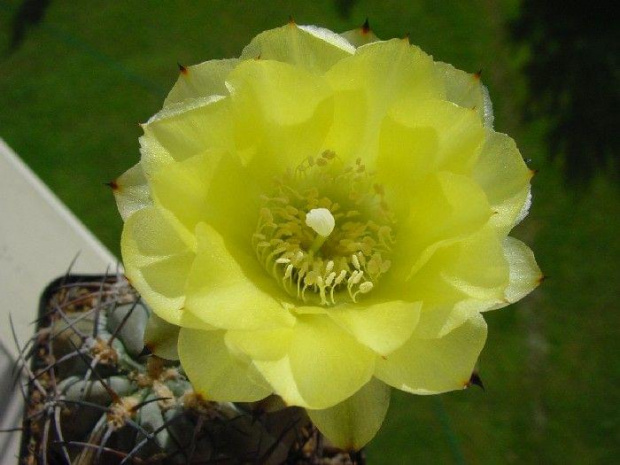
[15,275,364,464]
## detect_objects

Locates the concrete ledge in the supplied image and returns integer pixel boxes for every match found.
[0,138,118,463]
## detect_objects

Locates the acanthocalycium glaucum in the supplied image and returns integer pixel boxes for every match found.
[112,21,542,450]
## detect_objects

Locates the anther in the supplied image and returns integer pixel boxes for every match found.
[359,282,374,293]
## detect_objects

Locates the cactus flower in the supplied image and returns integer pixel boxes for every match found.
[113,22,541,449]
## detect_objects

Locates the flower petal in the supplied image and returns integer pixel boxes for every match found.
[225,327,293,361]
[240,23,354,74]
[149,149,258,246]
[393,171,492,278]
[178,328,272,402]
[184,222,295,330]
[307,377,390,451]
[325,40,445,162]
[380,99,485,177]
[340,24,380,48]
[227,59,333,173]
[434,61,494,127]
[164,59,239,106]
[403,226,509,306]
[473,130,533,234]
[374,313,487,394]
[112,163,152,221]
[376,99,486,216]
[121,206,207,329]
[140,95,233,175]
[398,226,509,339]
[143,313,180,360]
[412,302,483,340]
[327,301,422,356]
[493,237,542,308]
[253,315,375,409]
[327,39,444,116]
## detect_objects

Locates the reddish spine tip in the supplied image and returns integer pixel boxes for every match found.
[361,18,371,34]
[105,180,119,191]
[474,69,483,80]
[467,372,485,390]
[402,33,410,43]
[537,274,547,284]
[529,168,539,178]
[178,62,188,75]
[288,15,296,25]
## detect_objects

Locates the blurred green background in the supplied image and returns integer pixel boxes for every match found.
[1,0,618,463]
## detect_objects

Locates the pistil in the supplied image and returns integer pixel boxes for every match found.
[305,208,335,255]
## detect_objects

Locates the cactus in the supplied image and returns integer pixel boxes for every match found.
[16,274,365,464]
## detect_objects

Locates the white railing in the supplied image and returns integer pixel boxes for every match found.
[0,138,117,464]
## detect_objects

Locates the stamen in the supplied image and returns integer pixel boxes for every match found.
[253,152,394,306]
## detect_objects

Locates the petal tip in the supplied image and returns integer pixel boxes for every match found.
[465,371,485,390]
[361,18,371,34]
[178,62,188,75]
[105,180,119,191]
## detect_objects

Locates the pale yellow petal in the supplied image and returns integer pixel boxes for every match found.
[374,313,487,394]
[225,327,293,361]
[307,377,390,450]
[121,206,207,329]
[254,316,375,409]
[112,163,152,221]
[340,23,380,48]
[434,61,494,127]
[327,301,422,356]
[240,23,354,74]
[379,99,485,178]
[227,59,333,174]
[184,223,295,330]
[392,172,492,278]
[324,40,445,162]
[403,226,509,306]
[143,313,180,360]
[149,149,258,246]
[412,303,479,340]
[164,59,239,106]
[178,328,272,402]
[493,237,543,308]
[326,40,444,114]
[140,95,233,175]
[252,357,307,406]
[393,226,509,339]
[376,99,485,216]
[473,130,533,234]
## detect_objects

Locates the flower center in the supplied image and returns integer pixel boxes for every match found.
[252,151,395,306]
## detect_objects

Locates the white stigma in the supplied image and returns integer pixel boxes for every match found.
[305,208,335,237]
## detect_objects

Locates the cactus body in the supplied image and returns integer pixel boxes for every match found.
[18,275,364,464]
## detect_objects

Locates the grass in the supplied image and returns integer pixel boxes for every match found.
[1,0,618,463]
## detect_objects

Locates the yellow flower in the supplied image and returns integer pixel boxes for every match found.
[113,22,541,449]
